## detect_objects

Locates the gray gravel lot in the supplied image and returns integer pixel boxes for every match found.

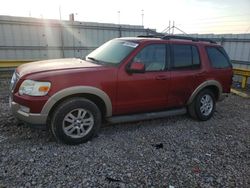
[0,90,250,187]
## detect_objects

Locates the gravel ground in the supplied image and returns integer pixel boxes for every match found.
[0,89,250,187]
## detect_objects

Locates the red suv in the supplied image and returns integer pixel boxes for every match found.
[10,35,233,144]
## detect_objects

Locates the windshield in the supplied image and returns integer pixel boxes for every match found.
[86,39,138,65]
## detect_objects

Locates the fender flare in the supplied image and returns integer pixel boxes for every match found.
[41,86,112,117]
[187,80,222,105]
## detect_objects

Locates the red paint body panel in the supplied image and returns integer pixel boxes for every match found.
[115,70,170,115]
[13,92,49,113]
[12,37,233,116]
[14,65,118,113]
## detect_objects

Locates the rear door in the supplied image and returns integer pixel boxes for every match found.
[168,44,203,107]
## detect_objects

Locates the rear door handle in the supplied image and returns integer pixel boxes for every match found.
[195,72,206,77]
[155,75,168,80]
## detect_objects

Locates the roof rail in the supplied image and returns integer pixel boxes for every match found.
[137,35,216,44]
[162,35,217,44]
[137,35,163,38]
[197,38,217,44]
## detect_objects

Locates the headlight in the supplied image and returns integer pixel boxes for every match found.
[10,71,19,91]
[19,80,51,96]
[10,72,17,85]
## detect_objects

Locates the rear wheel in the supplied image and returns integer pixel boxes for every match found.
[188,89,216,121]
[50,98,101,145]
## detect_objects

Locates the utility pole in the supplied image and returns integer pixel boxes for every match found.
[58,5,65,58]
[141,9,144,26]
[59,6,62,20]
[117,11,120,25]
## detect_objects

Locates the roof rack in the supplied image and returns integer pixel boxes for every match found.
[137,35,216,44]
[162,35,217,44]
[137,35,163,38]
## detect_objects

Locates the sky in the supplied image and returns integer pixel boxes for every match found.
[0,0,249,34]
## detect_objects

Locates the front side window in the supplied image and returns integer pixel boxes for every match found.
[86,39,138,65]
[206,47,231,68]
[132,44,166,71]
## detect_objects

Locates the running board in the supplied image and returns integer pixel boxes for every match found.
[107,108,187,124]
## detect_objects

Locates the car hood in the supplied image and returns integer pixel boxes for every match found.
[17,58,101,77]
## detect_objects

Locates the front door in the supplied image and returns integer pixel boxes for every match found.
[115,44,170,115]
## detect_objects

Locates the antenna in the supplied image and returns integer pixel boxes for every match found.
[174,26,188,35]
[161,21,187,35]
[169,20,171,34]
[172,21,175,34]
[161,26,170,34]
[161,21,172,34]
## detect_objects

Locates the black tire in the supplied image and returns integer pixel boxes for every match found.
[50,98,101,145]
[188,89,216,121]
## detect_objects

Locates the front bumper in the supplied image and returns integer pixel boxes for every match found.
[11,100,48,126]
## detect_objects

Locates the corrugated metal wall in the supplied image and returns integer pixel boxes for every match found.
[186,33,250,65]
[0,16,249,83]
[0,15,156,61]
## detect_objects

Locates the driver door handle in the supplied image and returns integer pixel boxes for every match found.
[155,75,168,80]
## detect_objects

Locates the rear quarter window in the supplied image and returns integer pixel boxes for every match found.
[206,47,231,68]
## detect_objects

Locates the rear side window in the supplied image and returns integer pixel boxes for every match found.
[192,46,200,65]
[172,44,200,69]
[206,47,231,68]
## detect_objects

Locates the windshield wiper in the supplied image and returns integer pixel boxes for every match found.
[87,57,108,65]
[87,57,99,63]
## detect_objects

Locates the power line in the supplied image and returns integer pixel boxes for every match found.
[184,13,250,22]
[245,25,250,33]
[181,19,250,25]
[169,22,249,34]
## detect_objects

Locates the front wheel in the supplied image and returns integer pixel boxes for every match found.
[50,98,101,145]
[188,89,216,121]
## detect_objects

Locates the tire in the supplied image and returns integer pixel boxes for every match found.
[188,89,216,121]
[50,98,101,145]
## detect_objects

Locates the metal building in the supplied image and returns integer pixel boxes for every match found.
[0,15,250,74]
[0,15,156,67]
[186,34,250,67]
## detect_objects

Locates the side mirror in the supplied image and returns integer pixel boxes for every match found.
[127,62,145,73]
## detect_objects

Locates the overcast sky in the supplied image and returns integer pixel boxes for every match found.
[0,0,249,34]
